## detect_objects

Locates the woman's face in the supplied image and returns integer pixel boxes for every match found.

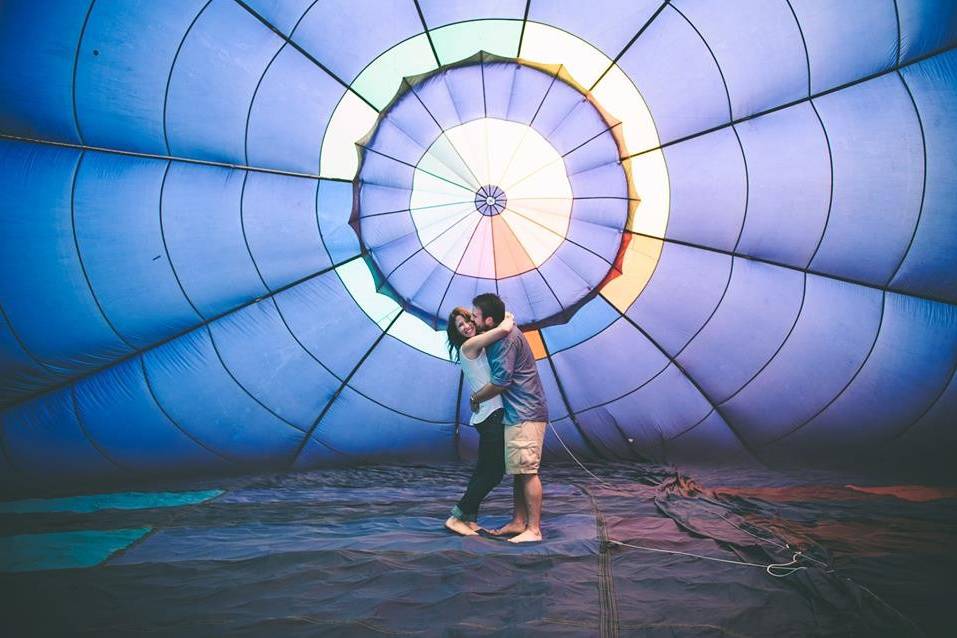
[455,314,476,339]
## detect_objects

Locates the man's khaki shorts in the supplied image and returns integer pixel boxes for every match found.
[504,421,547,474]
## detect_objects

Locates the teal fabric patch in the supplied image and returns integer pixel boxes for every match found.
[0,528,151,572]
[0,489,223,514]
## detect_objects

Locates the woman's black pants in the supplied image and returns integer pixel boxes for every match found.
[451,408,505,521]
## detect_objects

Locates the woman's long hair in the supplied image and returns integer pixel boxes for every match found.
[446,307,473,361]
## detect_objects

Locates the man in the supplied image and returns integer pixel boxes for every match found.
[468,293,549,543]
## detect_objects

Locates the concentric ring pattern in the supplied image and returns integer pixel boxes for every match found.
[1,0,956,493]
[354,56,630,326]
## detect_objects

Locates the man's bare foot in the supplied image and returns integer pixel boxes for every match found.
[490,521,526,536]
[445,517,478,536]
[466,521,482,532]
[508,529,543,543]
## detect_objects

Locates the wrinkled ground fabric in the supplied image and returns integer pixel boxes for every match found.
[2,463,953,637]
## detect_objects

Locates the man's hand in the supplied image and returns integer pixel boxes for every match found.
[470,383,508,411]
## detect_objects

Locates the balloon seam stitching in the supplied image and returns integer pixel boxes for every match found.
[433,218,487,322]
[625,227,957,309]
[69,384,133,474]
[758,293,888,449]
[162,0,213,156]
[203,325,308,435]
[621,42,957,162]
[69,0,96,145]
[137,355,243,466]
[615,311,767,467]
[412,0,441,68]
[716,275,809,408]
[231,0,379,112]
[0,132,340,181]
[405,80,484,188]
[288,311,403,468]
[237,171,273,293]
[242,38,286,168]
[801,99,836,268]
[892,0,903,67]
[517,1,530,57]
[0,300,59,377]
[157,162,206,320]
[541,347,604,459]
[883,69,929,288]
[588,0,672,93]
[0,251,367,412]
[886,355,957,443]
[783,0,812,97]
[70,152,139,350]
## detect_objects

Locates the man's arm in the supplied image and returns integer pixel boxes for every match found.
[471,334,517,412]
[470,381,507,412]
[461,312,514,359]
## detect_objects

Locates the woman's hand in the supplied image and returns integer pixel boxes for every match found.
[500,311,514,332]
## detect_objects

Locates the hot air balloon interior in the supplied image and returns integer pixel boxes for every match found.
[1,1,955,635]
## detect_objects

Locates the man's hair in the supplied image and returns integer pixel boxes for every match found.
[472,293,506,325]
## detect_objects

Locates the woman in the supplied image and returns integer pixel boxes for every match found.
[444,307,514,536]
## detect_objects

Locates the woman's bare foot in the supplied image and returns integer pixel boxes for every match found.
[466,521,482,532]
[508,529,543,543]
[445,517,478,536]
[490,521,526,536]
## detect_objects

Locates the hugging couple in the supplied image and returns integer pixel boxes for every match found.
[444,293,548,543]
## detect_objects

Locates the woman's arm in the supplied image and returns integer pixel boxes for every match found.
[461,312,514,359]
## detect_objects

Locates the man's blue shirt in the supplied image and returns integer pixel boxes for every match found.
[486,326,549,425]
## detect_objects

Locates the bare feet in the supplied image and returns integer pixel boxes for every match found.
[490,521,527,536]
[466,521,482,532]
[445,516,478,536]
[508,529,543,543]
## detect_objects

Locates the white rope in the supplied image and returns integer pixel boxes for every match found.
[546,422,617,488]
[547,423,810,578]
[607,539,807,578]
[712,511,832,569]
[546,423,921,628]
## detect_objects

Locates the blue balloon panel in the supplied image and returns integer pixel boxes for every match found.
[74,152,199,347]
[294,0,423,83]
[165,0,284,164]
[246,46,343,174]
[0,0,90,143]
[616,6,730,146]
[672,0,808,119]
[420,0,526,28]
[661,127,747,251]
[721,276,885,447]
[529,0,662,59]
[74,357,232,474]
[161,163,268,317]
[789,0,898,93]
[734,103,831,268]
[809,74,923,286]
[0,143,131,369]
[766,293,957,460]
[76,0,208,154]
[626,242,731,356]
[677,259,805,404]
[892,50,957,302]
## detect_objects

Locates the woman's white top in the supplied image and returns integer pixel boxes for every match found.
[460,349,504,425]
